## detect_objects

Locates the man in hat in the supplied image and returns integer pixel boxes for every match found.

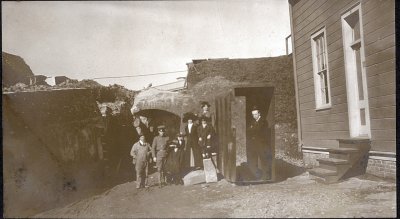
[197,116,215,159]
[183,112,203,170]
[199,101,215,127]
[248,106,270,180]
[130,135,152,189]
[152,125,170,188]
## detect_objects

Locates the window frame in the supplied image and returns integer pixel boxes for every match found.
[310,27,332,110]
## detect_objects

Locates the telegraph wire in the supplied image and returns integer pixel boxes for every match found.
[90,70,187,80]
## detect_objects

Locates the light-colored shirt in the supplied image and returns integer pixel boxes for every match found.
[188,123,193,133]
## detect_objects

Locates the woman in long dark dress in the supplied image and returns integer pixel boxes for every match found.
[164,133,185,185]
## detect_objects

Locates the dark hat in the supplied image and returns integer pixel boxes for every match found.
[157,125,166,132]
[183,112,197,123]
[251,105,260,111]
[177,132,185,137]
[200,101,211,108]
[199,116,211,122]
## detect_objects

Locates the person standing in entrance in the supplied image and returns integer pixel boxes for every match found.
[152,125,170,188]
[248,106,271,180]
[130,135,152,189]
[183,112,203,170]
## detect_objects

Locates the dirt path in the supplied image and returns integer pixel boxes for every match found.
[35,172,396,218]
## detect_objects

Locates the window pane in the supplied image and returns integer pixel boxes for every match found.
[324,71,329,104]
[360,108,366,126]
[353,14,360,40]
[355,48,364,100]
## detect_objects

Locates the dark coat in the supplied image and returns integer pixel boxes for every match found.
[197,124,214,148]
[164,139,185,175]
[248,116,269,145]
[184,123,199,149]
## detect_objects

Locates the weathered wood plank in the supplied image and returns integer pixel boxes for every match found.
[364,46,395,67]
[302,139,339,148]
[370,118,396,130]
[301,112,348,125]
[363,21,395,43]
[302,130,350,140]
[367,70,395,87]
[362,0,394,25]
[303,121,348,132]
[369,105,396,120]
[370,129,396,140]
[364,34,395,57]
[365,58,395,78]
[367,82,395,98]
[368,94,395,108]
[370,140,396,152]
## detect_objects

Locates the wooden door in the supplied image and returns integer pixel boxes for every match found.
[215,91,236,182]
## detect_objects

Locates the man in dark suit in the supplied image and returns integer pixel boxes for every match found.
[248,106,271,180]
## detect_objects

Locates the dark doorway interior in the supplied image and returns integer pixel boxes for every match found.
[234,86,275,183]
[136,109,181,140]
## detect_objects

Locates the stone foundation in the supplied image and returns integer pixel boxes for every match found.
[302,150,329,169]
[366,156,396,180]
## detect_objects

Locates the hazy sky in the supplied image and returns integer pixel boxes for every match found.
[2,1,291,90]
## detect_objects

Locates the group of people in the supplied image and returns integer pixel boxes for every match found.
[130,101,217,189]
[130,100,272,188]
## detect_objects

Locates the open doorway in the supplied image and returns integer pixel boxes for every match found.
[234,86,275,183]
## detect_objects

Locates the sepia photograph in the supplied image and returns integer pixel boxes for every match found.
[2,0,396,218]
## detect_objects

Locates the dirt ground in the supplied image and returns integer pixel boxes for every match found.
[35,171,396,218]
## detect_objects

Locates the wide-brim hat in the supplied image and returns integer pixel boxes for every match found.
[183,112,197,123]
[199,116,211,122]
[157,125,166,132]
[176,132,185,137]
[200,101,211,108]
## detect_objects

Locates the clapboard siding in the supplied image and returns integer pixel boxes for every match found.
[293,0,356,51]
[363,0,395,149]
[367,70,395,87]
[302,112,348,125]
[369,106,396,120]
[365,34,395,56]
[368,94,395,108]
[362,0,394,25]
[303,121,348,132]
[300,101,347,116]
[364,46,395,67]
[291,0,395,151]
[302,131,349,140]
[370,140,395,152]
[365,58,395,77]
[368,82,395,98]
[370,129,396,140]
[370,118,396,130]
[363,21,395,43]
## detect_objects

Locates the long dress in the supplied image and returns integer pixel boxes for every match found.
[164,139,185,183]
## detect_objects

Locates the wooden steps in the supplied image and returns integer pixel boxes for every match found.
[308,139,371,184]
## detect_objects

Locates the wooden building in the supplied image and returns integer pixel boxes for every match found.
[288,0,395,181]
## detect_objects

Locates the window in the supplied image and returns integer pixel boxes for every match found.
[341,4,371,138]
[311,28,331,109]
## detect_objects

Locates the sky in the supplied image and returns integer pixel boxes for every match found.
[2,1,291,91]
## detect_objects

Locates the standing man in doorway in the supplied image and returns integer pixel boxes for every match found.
[248,105,271,180]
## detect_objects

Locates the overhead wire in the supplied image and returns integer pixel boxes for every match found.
[90,70,187,80]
